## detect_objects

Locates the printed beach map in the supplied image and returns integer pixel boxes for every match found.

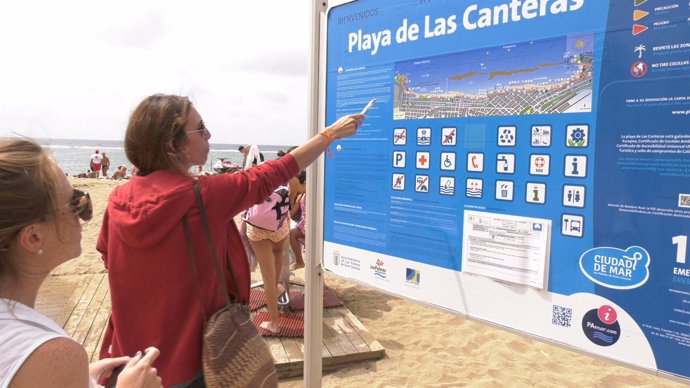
[393,33,594,119]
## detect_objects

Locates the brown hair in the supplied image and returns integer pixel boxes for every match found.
[125,94,193,176]
[0,138,60,277]
[296,170,306,184]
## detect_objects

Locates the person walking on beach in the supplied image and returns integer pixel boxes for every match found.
[89,149,103,178]
[101,152,111,178]
[238,144,261,170]
[288,170,307,271]
[0,138,162,388]
[97,94,364,387]
[244,182,291,335]
[244,149,305,333]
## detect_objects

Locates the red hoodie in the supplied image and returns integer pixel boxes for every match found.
[97,155,299,386]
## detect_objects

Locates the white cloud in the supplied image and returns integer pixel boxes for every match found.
[0,0,312,146]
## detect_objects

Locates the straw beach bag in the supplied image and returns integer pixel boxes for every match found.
[201,302,278,387]
[183,181,277,388]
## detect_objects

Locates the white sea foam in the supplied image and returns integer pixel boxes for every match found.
[35,138,287,177]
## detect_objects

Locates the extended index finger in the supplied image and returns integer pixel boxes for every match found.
[137,347,161,366]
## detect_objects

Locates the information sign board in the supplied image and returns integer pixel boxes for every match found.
[323,0,690,380]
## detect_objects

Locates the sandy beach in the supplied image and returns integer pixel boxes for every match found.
[43,178,688,388]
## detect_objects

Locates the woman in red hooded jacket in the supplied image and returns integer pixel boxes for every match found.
[97,94,364,387]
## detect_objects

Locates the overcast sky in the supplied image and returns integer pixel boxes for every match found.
[0,0,314,146]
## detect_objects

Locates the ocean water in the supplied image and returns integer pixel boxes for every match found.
[35,138,289,177]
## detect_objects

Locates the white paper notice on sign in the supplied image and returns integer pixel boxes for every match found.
[462,210,551,289]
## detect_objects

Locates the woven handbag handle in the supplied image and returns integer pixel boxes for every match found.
[189,180,239,308]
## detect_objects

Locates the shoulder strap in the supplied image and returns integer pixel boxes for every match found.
[182,215,207,322]
[190,180,234,307]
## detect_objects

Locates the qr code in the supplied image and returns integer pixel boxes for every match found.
[552,305,572,327]
[679,194,690,208]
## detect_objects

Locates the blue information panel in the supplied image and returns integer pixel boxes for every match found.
[322,0,690,380]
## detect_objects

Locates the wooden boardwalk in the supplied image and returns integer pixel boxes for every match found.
[35,273,110,362]
[35,273,385,377]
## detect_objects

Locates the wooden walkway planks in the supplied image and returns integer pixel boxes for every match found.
[35,273,385,377]
[263,305,386,379]
[36,273,112,362]
[35,274,91,327]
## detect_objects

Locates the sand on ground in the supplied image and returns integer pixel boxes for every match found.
[49,178,687,388]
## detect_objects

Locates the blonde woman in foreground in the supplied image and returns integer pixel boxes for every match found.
[0,138,162,388]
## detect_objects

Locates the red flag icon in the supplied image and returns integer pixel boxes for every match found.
[632,24,648,36]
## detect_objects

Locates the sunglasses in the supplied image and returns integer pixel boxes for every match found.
[70,188,93,221]
[186,122,211,138]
